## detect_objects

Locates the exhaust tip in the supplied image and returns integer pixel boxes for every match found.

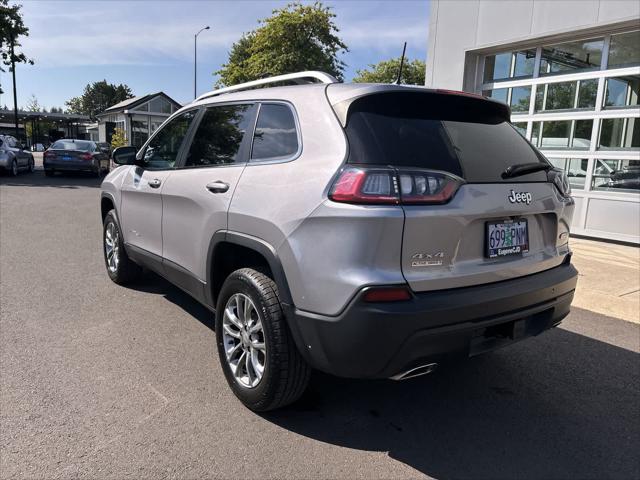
[390,362,438,381]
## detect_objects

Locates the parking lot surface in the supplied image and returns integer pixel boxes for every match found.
[1,171,639,479]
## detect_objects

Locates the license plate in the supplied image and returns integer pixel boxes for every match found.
[62,155,72,161]
[486,220,529,258]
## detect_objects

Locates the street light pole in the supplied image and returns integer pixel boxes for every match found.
[194,26,210,99]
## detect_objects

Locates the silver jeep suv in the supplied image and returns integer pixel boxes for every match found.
[100,71,578,411]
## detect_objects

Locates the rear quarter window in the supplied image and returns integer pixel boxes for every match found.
[251,103,299,161]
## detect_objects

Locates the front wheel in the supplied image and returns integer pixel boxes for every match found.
[28,156,35,173]
[10,160,18,176]
[103,209,141,284]
[216,268,310,412]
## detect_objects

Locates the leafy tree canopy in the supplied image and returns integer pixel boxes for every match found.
[216,2,347,86]
[353,57,426,85]
[0,0,33,94]
[65,80,133,120]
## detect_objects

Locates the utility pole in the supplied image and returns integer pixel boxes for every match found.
[10,34,19,139]
[194,26,210,99]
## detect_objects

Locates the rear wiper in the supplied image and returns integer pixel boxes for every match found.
[502,162,551,179]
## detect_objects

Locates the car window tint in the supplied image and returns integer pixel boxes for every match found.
[251,104,298,161]
[183,104,257,167]
[142,110,197,169]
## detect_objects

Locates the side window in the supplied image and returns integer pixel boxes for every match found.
[251,103,299,161]
[183,104,257,168]
[141,110,197,169]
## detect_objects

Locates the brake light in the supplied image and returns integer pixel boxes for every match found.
[81,152,93,161]
[329,166,464,205]
[44,151,55,159]
[363,286,412,302]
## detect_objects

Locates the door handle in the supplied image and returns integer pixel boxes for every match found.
[206,181,230,193]
[148,178,162,189]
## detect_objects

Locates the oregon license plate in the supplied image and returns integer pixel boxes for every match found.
[486,220,529,258]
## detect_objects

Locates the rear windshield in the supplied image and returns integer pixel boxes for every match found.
[51,140,93,151]
[344,92,548,182]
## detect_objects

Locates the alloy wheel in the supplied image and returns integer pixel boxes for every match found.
[104,221,120,273]
[222,293,266,388]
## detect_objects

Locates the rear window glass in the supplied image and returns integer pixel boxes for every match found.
[344,92,548,183]
[51,140,93,151]
[251,104,298,161]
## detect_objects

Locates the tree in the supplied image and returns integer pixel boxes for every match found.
[25,94,41,112]
[65,80,133,120]
[110,127,128,149]
[353,57,426,85]
[1,0,33,137]
[216,2,347,86]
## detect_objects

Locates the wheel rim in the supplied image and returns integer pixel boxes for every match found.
[104,221,120,273]
[222,293,266,388]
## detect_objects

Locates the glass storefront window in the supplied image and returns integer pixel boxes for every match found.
[483,49,536,82]
[532,120,593,149]
[540,38,603,75]
[510,86,531,113]
[483,87,530,112]
[548,157,588,190]
[608,31,640,69]
[603,75,640,108]
[512,122,527,137]
[535,79,597,111]
[591,159,640,192]
[483,88,508,103]
[599,118,640,149]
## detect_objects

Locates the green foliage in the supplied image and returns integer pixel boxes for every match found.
[65,80,133,120]
[0,0,34,94]
[216,2,347,86]
[110,127,128,149]
[353,57,426,85]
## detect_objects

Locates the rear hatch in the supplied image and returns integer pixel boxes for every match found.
[332,88,573,292]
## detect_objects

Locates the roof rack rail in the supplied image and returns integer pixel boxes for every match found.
[196,71,338,102]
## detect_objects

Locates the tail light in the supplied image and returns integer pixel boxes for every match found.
[548,168,572,198]
[44,151,55,159]
[81,152,93,161]
[329,166,464,205]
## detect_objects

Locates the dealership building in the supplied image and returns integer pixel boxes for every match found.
[426,0,640,244]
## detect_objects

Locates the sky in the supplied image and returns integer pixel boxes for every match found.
[0,0,430,110]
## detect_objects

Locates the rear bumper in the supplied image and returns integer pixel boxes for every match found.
[284,262,578,379]
[44,160,98,172]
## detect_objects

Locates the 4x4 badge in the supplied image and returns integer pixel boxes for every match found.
[411,252,444,267]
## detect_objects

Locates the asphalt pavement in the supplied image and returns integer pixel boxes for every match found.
[1,170,639,479]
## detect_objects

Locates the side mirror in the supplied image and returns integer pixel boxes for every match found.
[112,146,137,165]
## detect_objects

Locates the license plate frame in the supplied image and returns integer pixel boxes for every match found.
[486,219,529,259]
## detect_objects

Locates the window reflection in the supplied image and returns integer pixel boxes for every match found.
[540,38,603,75]
[608,31,640,68]
[599,118,640,149]
[535,80,597,111]
[604,75,640,108]
[591,159,640,192]
[483,49,536,82]
[482,87,530,112]
[532,120,593,149]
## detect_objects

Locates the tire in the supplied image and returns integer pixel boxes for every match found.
[103,209,141,284]
[28,156,35,173]
[10,159,18,177]
[216,268,310,412]
[44,169,54,177]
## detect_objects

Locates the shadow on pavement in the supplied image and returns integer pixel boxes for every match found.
[121,273,640,479]
[264,324,640,479]
[0,170,102,189]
